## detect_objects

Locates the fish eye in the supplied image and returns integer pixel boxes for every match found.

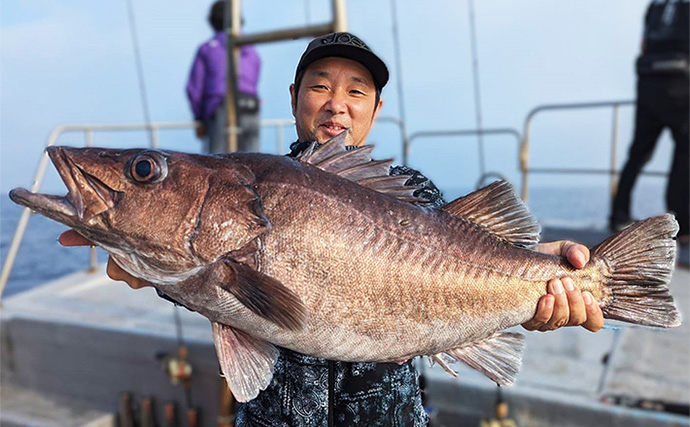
[127,152,167,184]
[134,159,153,179]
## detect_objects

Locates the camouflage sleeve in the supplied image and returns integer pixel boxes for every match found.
[389,165,446,208]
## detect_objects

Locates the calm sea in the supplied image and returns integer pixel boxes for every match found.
[0,183,667,297]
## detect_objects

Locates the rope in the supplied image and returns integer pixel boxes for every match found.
[124,0,154,146]
[467,0,486,178]
[173,305,195,409]
[125,0,190,409]
[390,0,408,130]
[173,304,185,351]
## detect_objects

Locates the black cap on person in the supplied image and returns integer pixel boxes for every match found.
[295,32,389,90]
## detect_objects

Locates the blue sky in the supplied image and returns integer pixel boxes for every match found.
[1,0,672,198]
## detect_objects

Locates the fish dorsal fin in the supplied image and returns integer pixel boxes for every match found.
[317,144,377,172]
[431,332,524,386]
[443,180,540,247]
[298,131,422,202]
[212,322,279,402]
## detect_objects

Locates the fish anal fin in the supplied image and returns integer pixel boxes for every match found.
[221,260,307,331]
[212,322,279,402]
[429,354,458,377]
[298,131,423,203]
[437,332,524,386]
[443,181,540,247]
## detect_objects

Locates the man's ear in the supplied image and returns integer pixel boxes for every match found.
[372,98,384,121]
[289,84,297,116]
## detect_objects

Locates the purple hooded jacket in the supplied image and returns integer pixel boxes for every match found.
[186,31,261,121]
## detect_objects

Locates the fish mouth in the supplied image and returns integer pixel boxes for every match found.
[9,146,116,225]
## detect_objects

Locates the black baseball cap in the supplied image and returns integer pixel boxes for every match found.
[294,32,389,90]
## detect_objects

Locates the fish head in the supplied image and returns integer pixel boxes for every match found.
[10,147,267,283]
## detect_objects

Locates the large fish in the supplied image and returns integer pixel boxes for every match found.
[10,133,681,402]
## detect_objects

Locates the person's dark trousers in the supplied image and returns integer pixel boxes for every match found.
[667,110,689,238]
[611,73,689,237]
[204,104,228,154]
[238,109,260,152]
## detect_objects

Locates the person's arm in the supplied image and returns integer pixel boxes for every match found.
[522,241,604,332]
[245,45,261,93]
[186,48,206,119]
[186,47,208,138]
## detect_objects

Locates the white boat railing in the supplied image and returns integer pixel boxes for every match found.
[519,100,667,203]
[407,128,523,190]
[402,100,670,204]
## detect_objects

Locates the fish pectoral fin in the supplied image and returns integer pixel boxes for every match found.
[442,180,540,248]
[438,332,524,386]
[212,322,279,402]
[221,260,307,331]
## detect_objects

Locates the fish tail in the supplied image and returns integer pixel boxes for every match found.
[592,214,681,328]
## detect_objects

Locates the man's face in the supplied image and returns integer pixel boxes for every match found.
[290,57,383,147]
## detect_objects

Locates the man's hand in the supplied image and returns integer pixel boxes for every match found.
[521,241,604,332]
[59,230,152,290]
[195,123,207,139]
[58,229,92,246]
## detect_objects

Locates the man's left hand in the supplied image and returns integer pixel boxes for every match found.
[521,241,604,332]
[195,123,207,139]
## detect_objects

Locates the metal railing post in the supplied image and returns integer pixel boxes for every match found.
[152,127,160,149]
[0,208,34,300]
[332,0,348,32]
[610,105,620,200]
[520,113,534,203]
[223,0,349,154]
[400,122,409,167]
[520,100,646,205]
[0,149,53,300]
[1,122,72,299]
[374,116,407,162]
[276,124,285,154]
[407,128,523,190]
[403,132,410,167]
[90,247,98,272]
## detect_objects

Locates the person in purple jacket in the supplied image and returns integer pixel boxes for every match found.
[186,1,261,153]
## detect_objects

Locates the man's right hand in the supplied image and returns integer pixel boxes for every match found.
[195,123,207,139]
[59,230,153,290]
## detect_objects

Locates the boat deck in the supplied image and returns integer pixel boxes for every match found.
[1,227,688,427]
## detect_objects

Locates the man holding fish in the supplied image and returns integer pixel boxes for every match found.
[59,32,604,426]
